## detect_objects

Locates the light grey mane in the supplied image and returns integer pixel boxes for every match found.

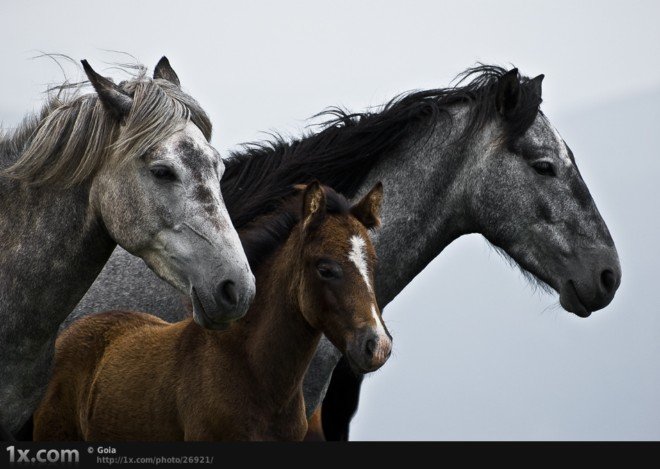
[1,65,212,187]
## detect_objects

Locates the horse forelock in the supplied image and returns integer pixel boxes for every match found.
[0,64,212,188]
[239,186,350,271]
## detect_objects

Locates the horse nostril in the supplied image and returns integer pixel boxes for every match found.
[364,338,376,358]
[218,280,238,308]
[600,269,616,294]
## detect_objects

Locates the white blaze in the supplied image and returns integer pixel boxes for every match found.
[348,235,372,293]
[371,303,388,342]
[348,235,390,350]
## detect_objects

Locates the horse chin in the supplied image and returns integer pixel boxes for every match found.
[343,353,378,375]
[191,287,232,331]
[559,280,592,318]
[345,357,369,375]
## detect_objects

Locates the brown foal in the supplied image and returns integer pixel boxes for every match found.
[33,182,392,441]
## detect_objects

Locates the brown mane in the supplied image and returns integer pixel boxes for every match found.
[239,185,350,270]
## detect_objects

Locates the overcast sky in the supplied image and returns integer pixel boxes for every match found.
[1,1,659,440]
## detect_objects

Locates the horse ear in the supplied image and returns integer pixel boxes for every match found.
[153,56,181,87]
[496,68,521,118]
[81,60,133,121]
[302,181,326,232]
[351,182,383,229]
[527,74,544,100]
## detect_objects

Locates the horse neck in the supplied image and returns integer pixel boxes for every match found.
[0,175,115,336]
[358,106,477,308]
[239,231,320,406]
[299,106,481,418]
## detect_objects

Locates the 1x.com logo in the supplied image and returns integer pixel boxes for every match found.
[6,446,79,464]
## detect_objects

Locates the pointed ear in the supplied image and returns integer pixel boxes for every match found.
[527,74,544,100]
[496,68,521,118]
[81,59,133,121]
[351,182,383,229]
[153,56,181,87]
[302,181,326,232]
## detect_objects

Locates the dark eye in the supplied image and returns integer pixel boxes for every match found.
[316,260,343,280]
[532,161,556,177]
[150,165,178,182]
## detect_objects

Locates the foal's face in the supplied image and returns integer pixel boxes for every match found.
[297,183,392,373]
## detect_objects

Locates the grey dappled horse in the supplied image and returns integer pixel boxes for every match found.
[69,65,620,439]
[0,58,255,436]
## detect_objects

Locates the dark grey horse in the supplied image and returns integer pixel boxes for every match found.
[0,58,255,435]
[68,65,620,439]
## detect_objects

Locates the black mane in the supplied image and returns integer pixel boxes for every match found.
[223,64,542,229]
[239,186,350,270]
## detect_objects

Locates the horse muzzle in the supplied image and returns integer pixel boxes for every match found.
[190,269,256,329]
[559,249,621,318]
[345,327,393,373]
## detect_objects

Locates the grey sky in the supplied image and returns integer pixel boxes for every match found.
[1,1,658,440]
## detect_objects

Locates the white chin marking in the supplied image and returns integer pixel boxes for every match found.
[348,235,372,293]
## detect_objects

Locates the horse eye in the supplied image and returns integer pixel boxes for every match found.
[316,261,342,280]
[150,165,178,182]
[532,161,556,177]
[318,267,334,279]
